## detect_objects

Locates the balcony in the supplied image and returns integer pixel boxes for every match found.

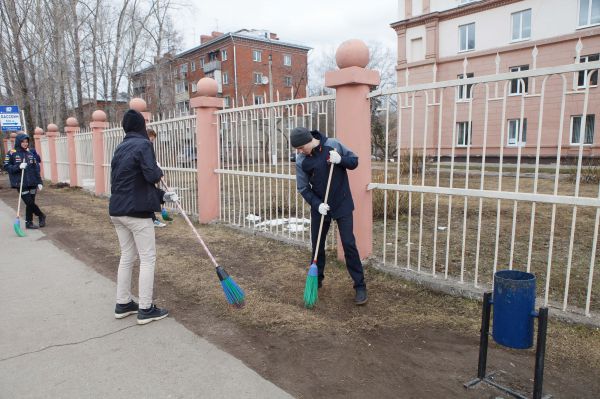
[203,60,221,73]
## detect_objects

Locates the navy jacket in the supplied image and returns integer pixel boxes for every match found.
[3,133,43,189]
[108,110,164,218]
[295,131,358,219]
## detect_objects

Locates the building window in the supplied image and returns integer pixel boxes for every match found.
[221,49,228,61]
[191,82,197,93]
[509,65,529,94]
[511,9,531,41]
[222,72,229,85]
[459,23,475,52]
[254,95,265,105]
[457,73,474,100]
[253,72,263,84]
[579,0,600,27]
[284,76,292,87]
[283,54,292,66]
[571,115,595,145]
[200,57,205,67]
[224,96,231,108]
[457,122,472,147]
[173,68,178,77]
[191,61,196,72]
[175,81,186,94]
[577,54,599,87]
[253,50,262,62]
[181,63,188,73]
[507,119,527,146]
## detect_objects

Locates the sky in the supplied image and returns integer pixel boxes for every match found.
[172,0,400,62]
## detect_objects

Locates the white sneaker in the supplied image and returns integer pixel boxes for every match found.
[153,219,166,227]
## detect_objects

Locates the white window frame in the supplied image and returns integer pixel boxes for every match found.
[577,54,599,88]
[459,23,475,52]
[223,96,231,108]
[283,54,292,66]
[509,65,530,95]
[221,49,228,61]
[223,72,229,85]
[191,61,196,72]
[191,82,197,93]
[511,9,532,42]
[570,114,595,145]
[457,73,474,101]
[507,119,527,147]
[578,0,600,27]
[200,57,205,67]
[252,50,262,62]
[284,76,292,87]
[254,95,265,105]
[253,72,262,84]
[181,63,188,73]
[457,122,473,147]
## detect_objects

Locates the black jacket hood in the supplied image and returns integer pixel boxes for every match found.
[14,133,29,151]
[121,109,148,138]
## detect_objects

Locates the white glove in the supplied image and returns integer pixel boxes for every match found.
[37,184,43,191]
[156,161,161,168]
[318,203,330,215]
[163,191,179,202]
[19,162,27,170]
[328,150,341,164]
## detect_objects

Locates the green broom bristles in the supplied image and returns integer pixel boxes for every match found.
[303,262,319,308]
[13,217,25,237]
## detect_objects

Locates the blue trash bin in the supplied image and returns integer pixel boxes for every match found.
[492,270,536,349]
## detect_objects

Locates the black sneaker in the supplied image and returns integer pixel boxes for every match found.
[25,221,39,229]
[354,288,368,305]
[137,305,169,325]
[39,214,46,228]
[114,300,139,319]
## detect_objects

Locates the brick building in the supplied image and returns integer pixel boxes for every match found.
[131,29,311,116]
[392,0,600,159]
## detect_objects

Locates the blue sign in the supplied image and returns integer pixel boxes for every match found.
[0,105,22,131]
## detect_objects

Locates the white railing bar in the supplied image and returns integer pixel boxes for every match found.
[369,61,600,97]
[214,169,296,181]
[367,183,600,208]
[215,94,336,114]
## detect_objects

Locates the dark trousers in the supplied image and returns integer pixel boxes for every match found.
[310,211,366,289]
[21,191,44,222]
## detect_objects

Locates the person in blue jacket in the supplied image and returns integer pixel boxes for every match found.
[291,127,367,305]
[109,109,178,325]
[3,133,46,229]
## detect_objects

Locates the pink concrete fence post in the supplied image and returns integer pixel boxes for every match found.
[33,127,44,179]
[90,110,108,196]
[65,117,80,187]
[46,124,59,184]
[191,78,224,223]
[325,39,380,261]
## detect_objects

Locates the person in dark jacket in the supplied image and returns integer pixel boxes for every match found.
[3,133,46,229]
[291,127,367,305]
[109,109,179,325]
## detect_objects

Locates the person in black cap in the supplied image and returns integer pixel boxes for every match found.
[109,109,179,324]
[291,126,367,305]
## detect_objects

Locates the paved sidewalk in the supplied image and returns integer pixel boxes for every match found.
[0,199,292,399]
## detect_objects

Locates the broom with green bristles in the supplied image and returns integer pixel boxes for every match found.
[160,178,245,308]
[304,159,335,309]
[13,166,26,237]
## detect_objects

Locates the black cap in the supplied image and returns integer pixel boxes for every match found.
[121,109,147,136]
[290,127,313,148]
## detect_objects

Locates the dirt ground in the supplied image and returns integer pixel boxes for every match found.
[1,177,599,399]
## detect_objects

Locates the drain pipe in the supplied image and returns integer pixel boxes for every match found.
[232,34,239,105]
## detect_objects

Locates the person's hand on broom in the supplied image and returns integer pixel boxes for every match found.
[318,203,330,215]
[19,162,27,169]
[328,150,341,164]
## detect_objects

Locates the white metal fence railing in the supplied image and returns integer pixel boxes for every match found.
[39,136,51,178]
[216,95,336,246]
[368,60,600,317]
[75,130,94,190]
[55,135,69,184]
[103,123,124,194]
[147,114,198,217]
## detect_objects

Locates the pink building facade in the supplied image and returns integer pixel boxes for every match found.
[392,0,600,160]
